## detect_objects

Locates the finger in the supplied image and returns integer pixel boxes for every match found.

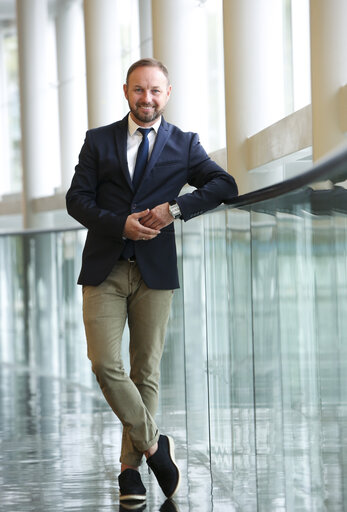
[140,213,161,227]
[139,212,152,224]
[140,218,154,228]
[137,227,160,240]
[142,227,160,236]
[144,219,161,229]
[151,221,163,230]
[137,233,158,240]
[133,209,150,220]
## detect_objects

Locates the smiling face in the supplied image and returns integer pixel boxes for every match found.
[123,65,172,127]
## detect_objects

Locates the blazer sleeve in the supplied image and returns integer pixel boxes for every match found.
[65,130,127,240]
[175,133,238,221]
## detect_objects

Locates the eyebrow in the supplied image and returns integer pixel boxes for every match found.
[133,84,162,89]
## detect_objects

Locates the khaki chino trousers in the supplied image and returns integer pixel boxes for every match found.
[82,260,173,467]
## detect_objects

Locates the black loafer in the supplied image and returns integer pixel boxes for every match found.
[118,469,146,502]
[146,435,180,498]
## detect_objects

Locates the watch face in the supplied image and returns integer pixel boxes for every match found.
[169,204,180,218]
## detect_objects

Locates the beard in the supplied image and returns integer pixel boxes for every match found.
[130,102,165,124]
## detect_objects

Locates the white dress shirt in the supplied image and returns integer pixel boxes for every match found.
[126,115,161,180]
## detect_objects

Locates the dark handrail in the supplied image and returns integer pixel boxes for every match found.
[225,144,347,208]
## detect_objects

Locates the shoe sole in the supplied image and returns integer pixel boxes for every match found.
[166,435,181,498]
[119,494,146,502]
[119,501,146,511]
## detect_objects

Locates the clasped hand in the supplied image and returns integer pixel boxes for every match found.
[123,202,173,241]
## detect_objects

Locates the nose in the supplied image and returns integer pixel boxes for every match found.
[141,89,152,103]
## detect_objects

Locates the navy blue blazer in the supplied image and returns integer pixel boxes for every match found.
[66,115,238,289]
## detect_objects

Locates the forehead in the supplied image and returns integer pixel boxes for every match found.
[127,66,168,87]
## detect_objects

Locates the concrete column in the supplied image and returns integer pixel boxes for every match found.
[223,0,287,193]
[310,0,347,161]
[139,0,153,58]
[151,0,208,138]
[83,0,122,128]
[223,1,252,193]
[16,0,49,228]
[56,0,87,191]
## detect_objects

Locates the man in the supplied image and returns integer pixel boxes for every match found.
[66,58,238,505]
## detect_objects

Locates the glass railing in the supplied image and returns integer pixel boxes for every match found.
[1,145,347,510]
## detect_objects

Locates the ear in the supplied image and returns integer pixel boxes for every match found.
[123,83,128,100]
[166,85,172,101]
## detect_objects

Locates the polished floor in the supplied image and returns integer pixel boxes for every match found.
[0,364,233,512]
[2,361,347,511]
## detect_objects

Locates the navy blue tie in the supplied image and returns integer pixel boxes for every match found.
[121,128,151,260]
[132,128,151,190]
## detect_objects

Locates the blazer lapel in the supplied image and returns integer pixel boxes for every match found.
[113,116,133,191]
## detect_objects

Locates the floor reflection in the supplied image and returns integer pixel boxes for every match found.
[2,365,345,511]
[0,366,215,512]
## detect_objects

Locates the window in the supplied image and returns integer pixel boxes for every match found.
[0,25,21,195]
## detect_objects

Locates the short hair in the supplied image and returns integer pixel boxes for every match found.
[126,58,170,85]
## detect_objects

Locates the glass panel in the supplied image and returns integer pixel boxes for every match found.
[203,210,233,498]
[0,234,26,363]
[249,183,347,510]
[181,215,211,507]
[159,220,186,437]
[314,212,347,510]
[250,208,286,508]
[226,208,257,509]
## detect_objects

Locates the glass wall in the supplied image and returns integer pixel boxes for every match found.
[1,148,347,510]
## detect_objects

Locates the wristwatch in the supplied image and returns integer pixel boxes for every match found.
[169,201,181,219]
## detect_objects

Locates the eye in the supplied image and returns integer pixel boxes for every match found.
[135,87,143,93]
[152,89,161,94]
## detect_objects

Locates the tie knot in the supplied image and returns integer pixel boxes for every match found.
[138,128,151,139]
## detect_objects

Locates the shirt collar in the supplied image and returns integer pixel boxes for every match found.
[128,114,162,136]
